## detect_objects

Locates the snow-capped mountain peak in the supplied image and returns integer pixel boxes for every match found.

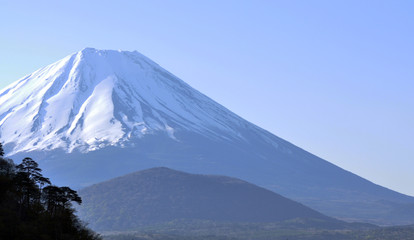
[0,48,249,154]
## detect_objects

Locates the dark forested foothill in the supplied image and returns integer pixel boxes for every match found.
[0,143,101,240]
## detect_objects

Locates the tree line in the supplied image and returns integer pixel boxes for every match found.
[0,143,101,240]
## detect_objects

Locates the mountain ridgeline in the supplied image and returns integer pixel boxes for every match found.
[1,48,414,225]
[77,167,345,231]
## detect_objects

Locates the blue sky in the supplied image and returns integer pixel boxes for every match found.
[1,0,413,196]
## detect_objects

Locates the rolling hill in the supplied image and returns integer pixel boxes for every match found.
[77,167,346,231]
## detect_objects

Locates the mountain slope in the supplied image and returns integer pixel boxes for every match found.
[77,167,341,231]
[1,48,414,225]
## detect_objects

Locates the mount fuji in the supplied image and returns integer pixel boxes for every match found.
[1,48,413,225]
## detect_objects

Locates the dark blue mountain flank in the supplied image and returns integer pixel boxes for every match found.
[77,167,346,231]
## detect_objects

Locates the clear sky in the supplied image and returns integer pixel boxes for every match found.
[0,0,413,196]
